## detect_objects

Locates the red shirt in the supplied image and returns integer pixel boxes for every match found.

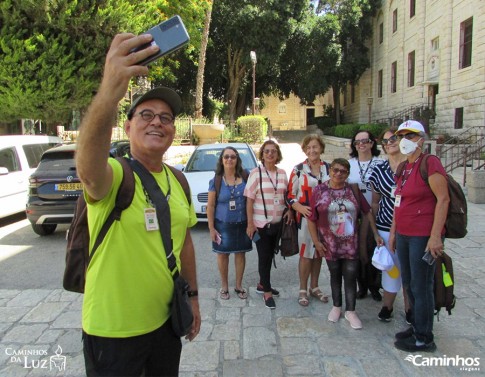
[394,154,447,236]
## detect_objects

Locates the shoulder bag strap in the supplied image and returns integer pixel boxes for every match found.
[129,159,178,278]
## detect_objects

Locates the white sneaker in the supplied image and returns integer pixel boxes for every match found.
[345,311,362,329]
[328,306,342,322]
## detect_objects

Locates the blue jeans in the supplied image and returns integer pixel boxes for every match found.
[396,233,435,343]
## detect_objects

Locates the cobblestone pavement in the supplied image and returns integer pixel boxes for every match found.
[1,138,484,376]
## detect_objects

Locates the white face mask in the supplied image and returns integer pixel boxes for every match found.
[399,137,422,155]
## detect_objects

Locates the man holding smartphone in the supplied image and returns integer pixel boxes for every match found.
[76,33,200,376]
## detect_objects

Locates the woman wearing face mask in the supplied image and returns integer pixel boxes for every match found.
[389,120,449,353]
[348,130,384,301]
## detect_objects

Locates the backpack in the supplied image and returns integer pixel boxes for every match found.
[396,154,468,239]
[434,252,456,319]
[275,208,299,258]
[63,157,191,293]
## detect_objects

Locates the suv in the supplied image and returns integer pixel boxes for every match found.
[26,144,81,235]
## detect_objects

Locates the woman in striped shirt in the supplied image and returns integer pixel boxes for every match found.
[244,140,291,310]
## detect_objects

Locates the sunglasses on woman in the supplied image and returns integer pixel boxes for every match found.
[398,132,419,140]
[331,167,349,175]
[382,135,398,145]
[223,154,237,160]
[353,138,371,146]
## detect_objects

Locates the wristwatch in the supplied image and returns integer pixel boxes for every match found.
[187,290,198,298]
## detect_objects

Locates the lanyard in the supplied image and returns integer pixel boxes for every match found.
[223,175,236,198]
[265,167,278,193]
[307,159,324,184]
[329,182,347,205]
[358,157,374,183]
[397,155,422,193]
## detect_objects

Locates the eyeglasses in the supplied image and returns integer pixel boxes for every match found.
[263,149,277,154]
[382,135,399,145]
[331,167,349,175]
[353,138,371,146]
[137,110,175,125]
[223,154,237,160]
[398,132,419,140]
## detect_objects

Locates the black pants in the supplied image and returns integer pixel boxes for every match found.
[256,224,280,292]
[357,216,381,294]
[326,259,359,311]
[83,320,182,377]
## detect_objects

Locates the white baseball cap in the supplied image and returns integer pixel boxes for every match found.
[396,120,425,135]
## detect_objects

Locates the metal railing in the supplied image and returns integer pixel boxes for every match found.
[436,126,485,185]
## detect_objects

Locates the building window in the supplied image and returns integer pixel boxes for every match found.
[391,62,397,93]
[454,108,464,129]
[351,84,355,103]
[408,51,415,87]
[392,9,398,33]
[379,22,383,44]
[431,37,439,51]
[378,70,383,98]
[278,103,287,114]
[410,0,416,18]
[459,18,473,69]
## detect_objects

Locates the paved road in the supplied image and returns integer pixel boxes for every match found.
[1,141,484,376]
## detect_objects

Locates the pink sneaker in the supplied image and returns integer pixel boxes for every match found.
[327,306,342,322]
[345,311,362,329]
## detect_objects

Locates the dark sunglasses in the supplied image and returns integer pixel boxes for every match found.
[331,167,349,175]
[263,149,277,154]
[398,132,419,140]
[382,135,399,145]
[223,154,237,160]
[353,138,371,146]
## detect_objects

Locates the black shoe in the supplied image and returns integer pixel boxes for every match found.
[256,284,280,297]
[405,310,412,325]
[378,307,393,322]
[394,337,436,352]
[370,289,382,301]
[395,327,414,340]
[263,296,276,309]
[356,290,367,299]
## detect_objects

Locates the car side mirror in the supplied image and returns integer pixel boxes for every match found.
[0,167,9,175]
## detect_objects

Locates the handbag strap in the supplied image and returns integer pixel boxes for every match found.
[129,159,178,279]
[258,166,268,219]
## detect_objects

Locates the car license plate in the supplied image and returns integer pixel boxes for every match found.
[201,206,206,213]
[56,183,83,191]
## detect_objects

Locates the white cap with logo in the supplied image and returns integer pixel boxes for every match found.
[396,120,425,134]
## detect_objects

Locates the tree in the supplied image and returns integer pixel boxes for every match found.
[205,0,307,122]
[194,6,213,119]
[0,0,209,130]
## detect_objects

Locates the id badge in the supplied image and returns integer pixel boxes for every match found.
[390,185,397,198]
[229,199,236,211]
[394,195,402,207]
[274,197,280,205]
[144,208,159,231]
[337,211,345,223]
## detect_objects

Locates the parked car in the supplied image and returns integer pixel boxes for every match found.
[0,135,62,219]
[110,140,130,157]
[26,144,81,235]
[182,143,258,221]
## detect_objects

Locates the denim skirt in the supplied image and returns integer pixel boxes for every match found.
[212,219,252,254]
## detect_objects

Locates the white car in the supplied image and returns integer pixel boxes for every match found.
[182,143,258,221]
[0,135,62,219]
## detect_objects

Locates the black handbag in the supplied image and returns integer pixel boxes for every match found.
[130,160,194,337]
[275,208,299,258]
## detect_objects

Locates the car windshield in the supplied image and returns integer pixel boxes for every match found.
[185,147,256,172]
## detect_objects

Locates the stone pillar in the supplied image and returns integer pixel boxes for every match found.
[466,170,485,204]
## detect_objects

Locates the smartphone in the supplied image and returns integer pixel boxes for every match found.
[422,250,436,265]
[215,233,222,245]
[252,232,261,243]
[132,15,190,66]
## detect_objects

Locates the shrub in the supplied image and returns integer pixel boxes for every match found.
[334,124,361,138]
[314,116,336,131]
[236,115,267,144]
[358,123,389,138]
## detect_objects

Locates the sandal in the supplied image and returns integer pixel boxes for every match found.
[234,288,248,299]
[310,287,329,303]
[219,289,230,300]
[298,290,309,307]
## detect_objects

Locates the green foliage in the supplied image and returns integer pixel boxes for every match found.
[236,115,267,144]
[332,123,388,138]
[314,116,336,130]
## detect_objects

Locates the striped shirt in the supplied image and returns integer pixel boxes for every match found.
[244,165,288,228]
[368,160,395,232]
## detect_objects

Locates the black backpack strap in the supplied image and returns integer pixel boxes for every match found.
[166,164,191,205]
[129,160,178,276]
[418,154,431,184]
[348,183,362,210]
[90,157,135,259]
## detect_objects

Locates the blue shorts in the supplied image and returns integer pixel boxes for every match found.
[212,219,252,253]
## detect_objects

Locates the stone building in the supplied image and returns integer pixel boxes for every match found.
[261,0,484,136]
